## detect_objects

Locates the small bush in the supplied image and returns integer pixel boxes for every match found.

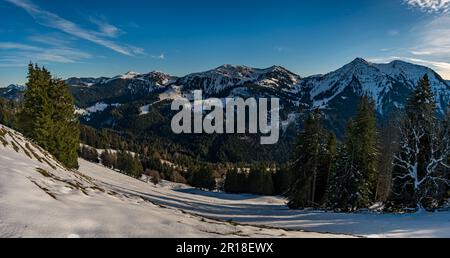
[147,170,161,185]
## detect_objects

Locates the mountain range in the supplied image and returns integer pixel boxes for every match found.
[62,58,450,133]
[2,58,449,163]
[3,58,449,114]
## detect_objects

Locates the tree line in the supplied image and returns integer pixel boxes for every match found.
[286,75,449,212]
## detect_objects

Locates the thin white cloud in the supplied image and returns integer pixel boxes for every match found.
[0,42,41,51]
[369,56,450,79]
[5,0,143,56]
[387,30,400,36]
[372,2,450,79]
[405,0,450,13]
[0,41,92,67]
[89,17,122,38]
[28,34,73,47]
[274,46,293,53]
[151,53,165,60]
[410,15,450,57]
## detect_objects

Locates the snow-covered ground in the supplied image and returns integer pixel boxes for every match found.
[1,124,449,238]
[0,125,342,238]
[79,160,450,238]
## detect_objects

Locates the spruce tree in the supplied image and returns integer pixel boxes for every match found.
[20,64,53,146]
[116,151,143,178]
[247,166,275,196]
[389,75,449,211]
[328,96,378,211]
[274,165,293,196]
[79,146,99,163]
[101,150,117,169]
[261,169,275,195]
[288,109,331,208]
[191,166,216,191]
[20,64,79,169]
[316,133,337,204]
[224,168,240,193]
[327,121,358,210]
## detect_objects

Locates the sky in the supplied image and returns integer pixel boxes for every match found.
[1,0,450,86]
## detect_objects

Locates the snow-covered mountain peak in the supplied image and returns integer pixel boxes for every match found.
[0,84,26,101]
[213,64,256,78]
[176,64,301,95]
[121,71,141,79]
[301,58,450,115]
[340,57,377,73]
[374,60,443,87]
[350,57,371,66]
[142,71,175,86]
[6,84,26,91]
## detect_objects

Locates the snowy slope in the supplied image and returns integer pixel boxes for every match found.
[0,125,340,238]
[79,160,450,238]
[102,71,175,87]
[176,65,301,95]
[374,60,450,114]
[300,58,450,115]
[300,58,395,110]
[2,124,449,238]
[0,84,26,101]
[65,77,108,87]
[66,59,449,119]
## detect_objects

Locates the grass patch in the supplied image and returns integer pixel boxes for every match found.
[36,168,53,178]
[29,180,58,200]
[10,141,19,153]
[34,168,93,196]
[0,127,7,137]
[9,135,33,159]
[25,143,43,163]
[90,186,106,193]
[0,135,8,147]
[42,158,57,170]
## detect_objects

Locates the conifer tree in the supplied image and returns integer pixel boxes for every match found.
[20,64,53,145]
[224,168,241,193]
[191,166,216,191]
[261,168,275,196]
[288,109,331,208]
[328,96,378,211]
[389,75,450,211]
[273,165,293,196]
[316,133,337,204]
[327,121,358,210]
[101,150,117,169]
[117,150,143,178]
[20,64,79,168]
[247,166,275,196]
[0,98,20,129]
[79,146,99,163]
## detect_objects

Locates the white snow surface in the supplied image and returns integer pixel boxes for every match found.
[139,104,151,115]
[79,160,450,238]
[178,65,301,95]
[301,58,450,113]
[86,102,109,113]
[0,125,341,238]
[1,124,450,238]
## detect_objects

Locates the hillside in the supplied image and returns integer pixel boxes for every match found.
[78,159,450,238]
[1,124,449,237]
[0,124,340,238]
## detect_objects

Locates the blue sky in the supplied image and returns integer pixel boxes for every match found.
[1,0,450,86]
